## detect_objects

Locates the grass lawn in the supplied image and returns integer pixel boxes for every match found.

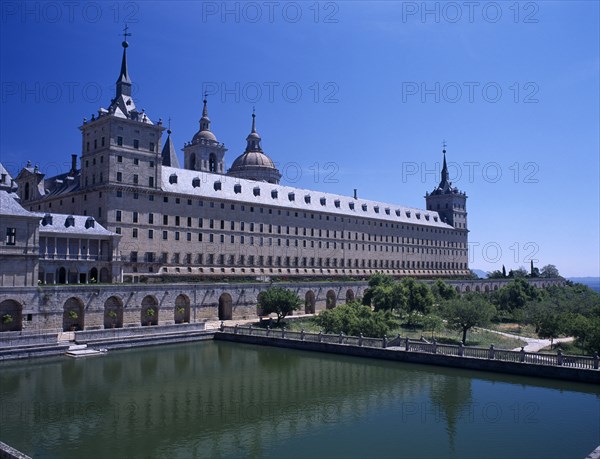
[487,322,538,338]
[537,341,593,356]
[263,316,526,350]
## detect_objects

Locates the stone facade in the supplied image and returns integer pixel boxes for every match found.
[9,36,469,281]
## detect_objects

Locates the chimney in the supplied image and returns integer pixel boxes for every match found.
[353,188,357,200]
[70,154,77,175]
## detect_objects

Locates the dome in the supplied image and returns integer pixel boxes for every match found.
[192,129,217,142]
[230,151,276,170]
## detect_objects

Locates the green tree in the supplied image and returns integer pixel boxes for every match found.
[371,282,407,312]
[362,273,395,306]
[422,314,443,339]
[257,287,301,324]
[431,280,458,302]
[508,267,528,278]
[537,313,563,350]
[487,270,505,279]
[402,278,434,315]
[493,278,541,313]
[540,264,560,278]
[502,265,507,277]
[315,301,399,338]
[442,296,496,344]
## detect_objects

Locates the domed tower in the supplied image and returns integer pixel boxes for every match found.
[183,98,227,173]
[227,111,281,184]
[425,146,468,230]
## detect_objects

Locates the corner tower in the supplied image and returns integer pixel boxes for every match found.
[183,98,227,173]
[77,30,164,197]
[425,146,468,230]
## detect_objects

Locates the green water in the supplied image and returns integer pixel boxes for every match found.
[0,341,598,459]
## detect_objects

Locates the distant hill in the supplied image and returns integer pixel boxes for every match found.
[568,277,600,293]
[471,269,489,279]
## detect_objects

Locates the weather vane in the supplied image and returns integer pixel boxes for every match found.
[442,139,447,151]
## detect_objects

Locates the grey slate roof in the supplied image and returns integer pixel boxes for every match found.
[161,166,453,229]
[0,190,39,218]
[35,212,117,237]
[161,132,180,168]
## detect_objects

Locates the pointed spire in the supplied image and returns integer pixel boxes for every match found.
[115,25,132,98]
[161,126,180,168]
[245,109,262,152]
[441,143,449,185]
[199,95,211,132]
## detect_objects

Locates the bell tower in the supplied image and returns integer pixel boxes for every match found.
[425,145,468,230]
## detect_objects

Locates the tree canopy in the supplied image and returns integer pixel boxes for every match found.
[442,295,496,344]
[315,300,399,338]
[257,287,302,324]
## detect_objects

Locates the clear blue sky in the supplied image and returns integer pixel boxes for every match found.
[1,1,598,277]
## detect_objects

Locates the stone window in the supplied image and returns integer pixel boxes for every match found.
[163,231,168,240]
[132,228,138,238]
[5,228,16,245]
[169,174,178,184]
[116,172,122,182]
[234,184,242,193]
[288,192,295,201]
[214,181,222,191]
[117,137,123,146]
[192,177,201,188]
[116,211,122,222]
[271,190,278,199]
[253,187,260,196]
[148,230,154,239]
[133,139,139,149]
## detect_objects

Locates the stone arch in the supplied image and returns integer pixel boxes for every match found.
[63,297,84,331]
[326,290,336,309]
[345,289,355,303]
[58,267,67,284]
[141,295,158,326]
[218,293,233,320]
[104,296,123,329]
[99,267,110,283]
[455,286,461,294]
[475,285,481,292]
[305,290,316,314]
[494,285,499,291]
[0,300,22,332]
[465,286,471,293]
[484,285,490,293]
[89,267,98,283]
[174,294,191,324]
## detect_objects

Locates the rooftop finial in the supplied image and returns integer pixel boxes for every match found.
[122,24,131,48]
[442,139,447,154]
[251,106,256,133]
[167,117,172,135]
[202,94,208,118]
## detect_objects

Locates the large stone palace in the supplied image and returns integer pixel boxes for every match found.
[2,36,469,286]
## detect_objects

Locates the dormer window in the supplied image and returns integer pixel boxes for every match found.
[406,211,411,218]
[305,195,311,204]
[234,184,242,194]
[374,206,379,213]
[349,202,355,210]
[416,213,421,219]
[362,204,367,211]
[65,216,75,228]
[253,187,260,196]
[214,181,222,191]
[434,216,438,222]
[320,198,326,206]
[425,215,430,221]
[385,208,390,215]
[169,174,178,184]
[271,190,278,199]
[192,177,201,188]
[85,217,95,229]
[288,192,295,202]
[334,200,340,208]
[41,214,53,226]
[395,210,401,216]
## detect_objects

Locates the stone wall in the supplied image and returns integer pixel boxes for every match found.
[0,278,564,333]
